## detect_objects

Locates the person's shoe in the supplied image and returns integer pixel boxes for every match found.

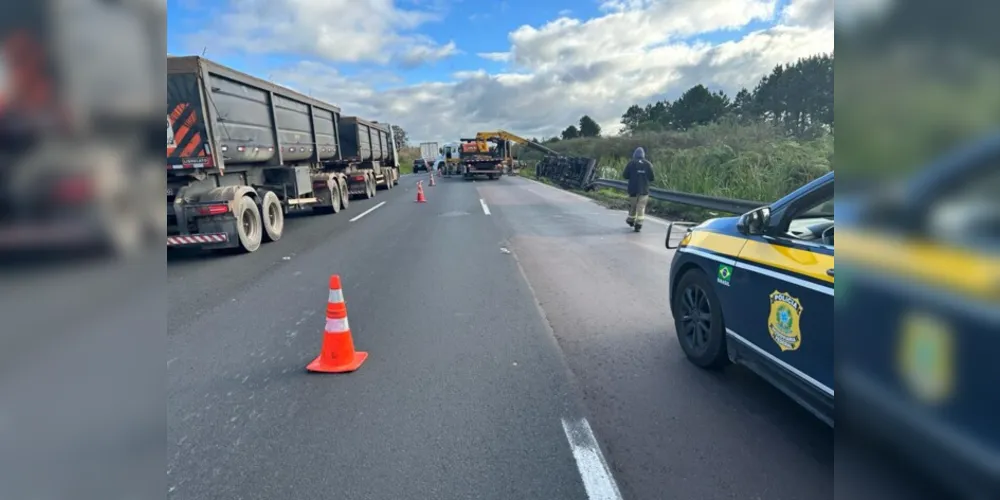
[634,224,642,233]
[626,219,634,227]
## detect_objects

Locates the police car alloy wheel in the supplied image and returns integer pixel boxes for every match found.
[673,270,729,369]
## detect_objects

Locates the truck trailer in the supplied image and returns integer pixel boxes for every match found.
[166,56,399,254]
[419,142,439,162]
[335,116,399,198]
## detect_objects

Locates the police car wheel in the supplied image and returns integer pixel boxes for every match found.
[673,270,730,369]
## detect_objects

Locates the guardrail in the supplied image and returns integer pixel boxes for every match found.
[587,179,763,214]
[531,156,763,215]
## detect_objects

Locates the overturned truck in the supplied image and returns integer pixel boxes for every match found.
[166,56,399,254]
[517,141,597,190]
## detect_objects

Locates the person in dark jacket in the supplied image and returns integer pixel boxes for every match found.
[622,146,655,232]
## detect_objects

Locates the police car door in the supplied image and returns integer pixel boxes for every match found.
[731,178,835,403]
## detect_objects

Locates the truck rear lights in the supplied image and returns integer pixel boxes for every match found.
[52,177,92,203]
[353,176,365,182]
[196,204,229,216]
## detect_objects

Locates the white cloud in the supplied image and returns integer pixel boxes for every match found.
[264,0,833,143]
[477,52,511,62]
[184,0,456,65]
[398,40,459,67]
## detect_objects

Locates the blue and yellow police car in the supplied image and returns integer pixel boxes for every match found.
[665,171,834,427]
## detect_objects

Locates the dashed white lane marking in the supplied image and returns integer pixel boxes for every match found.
[350,201,386,222]
[561,417,624,500]
[479,198,491,215]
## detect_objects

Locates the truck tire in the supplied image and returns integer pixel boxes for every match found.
[365,174,375,199]
[339,178,350,208]
[330,182,342,213]
[312,182,341,214]
[235,195,263,253]
[393,169,399,185]
[672,269,730,369]
[260,191,284,242]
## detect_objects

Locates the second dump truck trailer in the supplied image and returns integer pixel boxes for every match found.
[166,56,399,254]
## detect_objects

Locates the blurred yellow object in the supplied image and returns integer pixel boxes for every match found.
[837,229,1000,300]
[896,311,956,405]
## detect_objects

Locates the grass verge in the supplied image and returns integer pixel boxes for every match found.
[517,121,832,221]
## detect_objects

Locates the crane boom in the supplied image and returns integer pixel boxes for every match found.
[475,130,560,156]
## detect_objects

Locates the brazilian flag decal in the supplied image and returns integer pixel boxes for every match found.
[717,264,733,286]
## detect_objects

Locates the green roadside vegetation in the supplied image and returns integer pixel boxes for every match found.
[397,146,420,175]
[516,53,834,220]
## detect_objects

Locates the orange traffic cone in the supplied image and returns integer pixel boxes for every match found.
[306,275,368,373]
[416,181,427,203]
[429,171,436,186]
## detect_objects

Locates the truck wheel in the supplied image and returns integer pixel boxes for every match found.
[329,183,342,214]
[260,191,284,242]
[393,170,399,185]
[672,269,729,369]
[235,195,263,253]
[365,175,375,199]
[339,178,350,208]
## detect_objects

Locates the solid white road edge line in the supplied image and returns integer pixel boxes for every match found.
[479,198,491,215]
[349,201,386,222]
[561,417,624,500]
[521,176,671,226]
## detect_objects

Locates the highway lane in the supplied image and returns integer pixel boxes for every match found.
[477,176,947,500]
[167,173,606,499]
[168,174,418,330]
[168,172,936,500]
[477,176,833,500]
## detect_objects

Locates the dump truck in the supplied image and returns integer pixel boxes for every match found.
[0,0,165,257]
[336,116,401,198]
[166,55,399,254]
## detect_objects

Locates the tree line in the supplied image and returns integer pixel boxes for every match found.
[621,53,833,137]
[536,52,832,143]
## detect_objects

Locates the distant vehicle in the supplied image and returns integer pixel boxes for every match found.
[439,142,462,176]
[419,142,439,163]
[666,172,835,426]
[413,158,429,173]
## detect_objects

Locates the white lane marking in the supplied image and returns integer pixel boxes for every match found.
[479,198,491,215]
[349,201,386,222]
[561,417,624,500]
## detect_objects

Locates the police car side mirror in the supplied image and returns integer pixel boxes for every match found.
[737,207,770,235]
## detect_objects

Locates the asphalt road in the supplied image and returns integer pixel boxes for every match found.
[167,173,932,499]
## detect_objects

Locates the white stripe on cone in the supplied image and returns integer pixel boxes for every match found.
[325,317,350,333]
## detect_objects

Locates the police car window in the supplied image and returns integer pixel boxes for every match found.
[785,195,834,245]
[926,166,1000,248]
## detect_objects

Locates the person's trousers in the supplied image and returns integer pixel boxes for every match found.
[627,195,649,225]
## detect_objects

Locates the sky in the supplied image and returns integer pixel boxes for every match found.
[166,0,834,144]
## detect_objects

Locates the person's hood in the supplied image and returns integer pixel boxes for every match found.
[633,147,645,159]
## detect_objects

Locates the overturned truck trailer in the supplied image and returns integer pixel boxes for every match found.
[166,56,399,254]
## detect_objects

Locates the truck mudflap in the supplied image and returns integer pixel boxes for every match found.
[167,233,229,246]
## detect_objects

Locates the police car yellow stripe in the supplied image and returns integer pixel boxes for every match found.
[738,240,834,285]
[838,229,1000,300]
[684,231,748,257]
[682,231,833,285]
